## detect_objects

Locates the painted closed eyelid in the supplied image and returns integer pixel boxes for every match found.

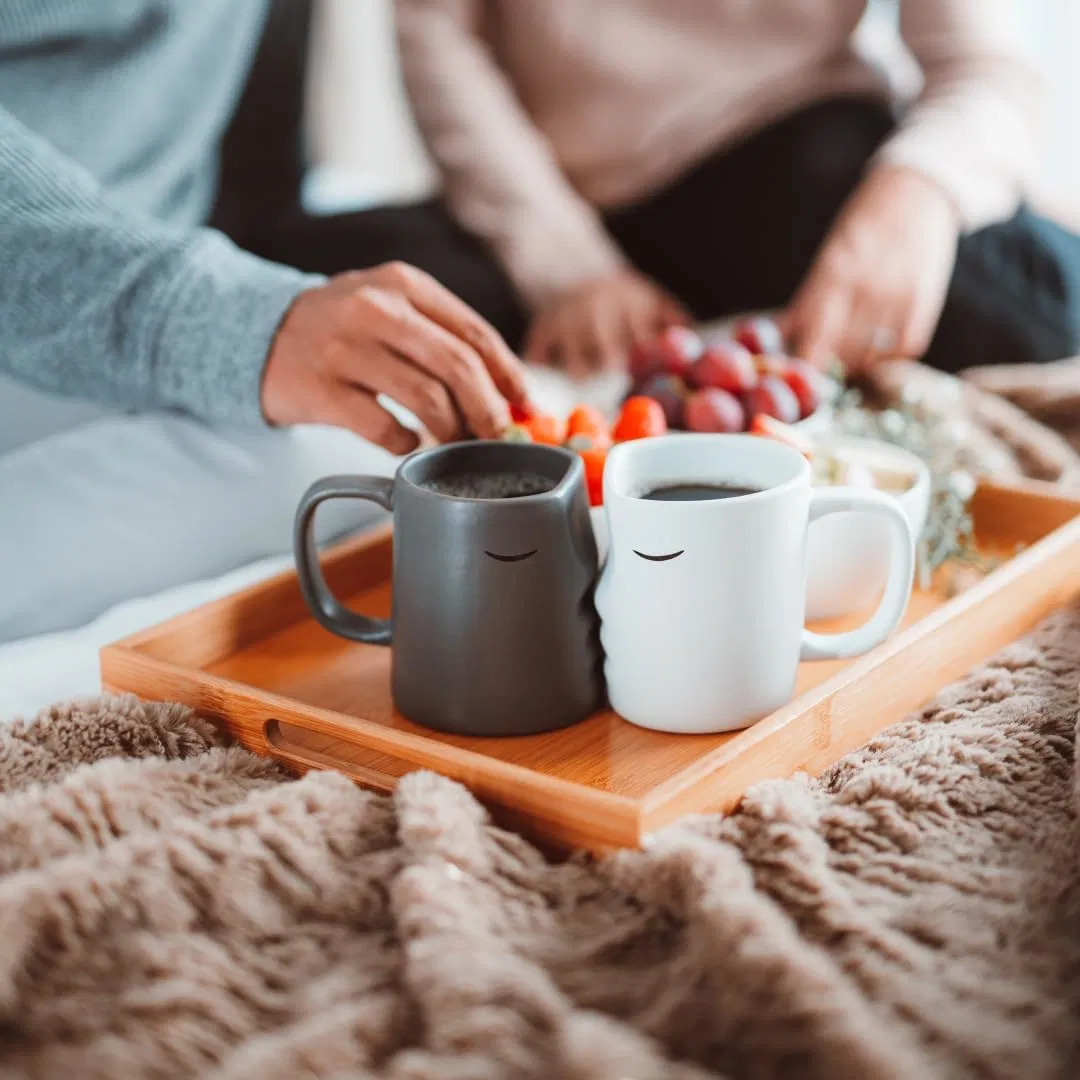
[484,549,538,563]
[633,550,684,562]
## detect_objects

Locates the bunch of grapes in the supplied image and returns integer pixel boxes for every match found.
[627,317,828,434]
[501,316,831,507]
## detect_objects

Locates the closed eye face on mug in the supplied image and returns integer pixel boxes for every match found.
[484,548,538,562]
[633,548,684,562]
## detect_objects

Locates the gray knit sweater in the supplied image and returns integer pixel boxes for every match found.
[0,0,322,429]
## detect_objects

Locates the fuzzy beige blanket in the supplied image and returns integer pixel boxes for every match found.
[4,359,1080,1079]
[2,605,1080,1080]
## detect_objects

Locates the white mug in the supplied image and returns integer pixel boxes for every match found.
[595,434,915,734]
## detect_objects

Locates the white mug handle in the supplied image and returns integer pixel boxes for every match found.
[800,487,915,662]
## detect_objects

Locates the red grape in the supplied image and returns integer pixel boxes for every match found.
[653,325,704,377]
[733,316,784,356]
[690,341,757,394]
[638,373,687,428]
[780,360,822,419]
[628,340,664,383]
[684,387,746,434]
[744,375,800,425]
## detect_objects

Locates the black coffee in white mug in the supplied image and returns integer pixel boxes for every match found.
[596,433,915,734]
[641,482,760,501]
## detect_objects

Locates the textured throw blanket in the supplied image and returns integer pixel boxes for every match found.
[2,612,1080,1080]
[3,359,1080,1079]
[864,356,1080,486]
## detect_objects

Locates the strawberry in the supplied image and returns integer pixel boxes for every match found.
[523,413,565,445]
[565,403,612,449]
[612,396,668,442]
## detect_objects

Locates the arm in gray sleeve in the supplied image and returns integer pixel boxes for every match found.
[0,105,324,428]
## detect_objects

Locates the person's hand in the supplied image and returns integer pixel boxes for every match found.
[261,262,532,453]
[783,165,959,373]
[525,269,689,377]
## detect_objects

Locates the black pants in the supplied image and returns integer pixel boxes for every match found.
[214,3,1080,370]
[605,97,1080,372]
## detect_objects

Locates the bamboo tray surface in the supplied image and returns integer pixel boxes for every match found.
[102,480,1080,852]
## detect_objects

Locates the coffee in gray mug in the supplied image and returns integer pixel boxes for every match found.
[293,441,604,737]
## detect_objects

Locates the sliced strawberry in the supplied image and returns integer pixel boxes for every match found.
[578,446,607,506]
[565,403,612,448]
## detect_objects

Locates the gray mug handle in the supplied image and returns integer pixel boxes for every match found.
[294,475,394,645]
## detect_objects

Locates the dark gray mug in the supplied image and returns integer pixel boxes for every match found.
[294,441,604,737]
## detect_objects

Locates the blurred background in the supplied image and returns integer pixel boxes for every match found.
[3,0,1078,719]
[305,0,1080,222]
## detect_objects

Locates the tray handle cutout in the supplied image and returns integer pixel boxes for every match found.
[264,718,412,793]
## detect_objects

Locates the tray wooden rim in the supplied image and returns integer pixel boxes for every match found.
[109,529,641,812]
[101,478,1080,851]
[637,506,1080,831]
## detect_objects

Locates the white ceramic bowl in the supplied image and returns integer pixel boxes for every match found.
[804,439,930,620]
[590,436,929,621]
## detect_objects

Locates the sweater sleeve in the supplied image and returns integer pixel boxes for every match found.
[0,106,323,428]
[876,0,1046,232]
[395,0,627,310]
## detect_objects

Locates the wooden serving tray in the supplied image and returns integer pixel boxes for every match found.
[102,480,1080,853]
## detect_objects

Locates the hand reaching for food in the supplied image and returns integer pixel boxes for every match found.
[524,269,689,378]
[262,262,533,452]
[783,165,959,373]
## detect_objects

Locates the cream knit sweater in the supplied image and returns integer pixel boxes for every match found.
[396,0,1045,309]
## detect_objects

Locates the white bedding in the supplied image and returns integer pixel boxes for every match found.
[0,368,626,720]
[0,554,292,719]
